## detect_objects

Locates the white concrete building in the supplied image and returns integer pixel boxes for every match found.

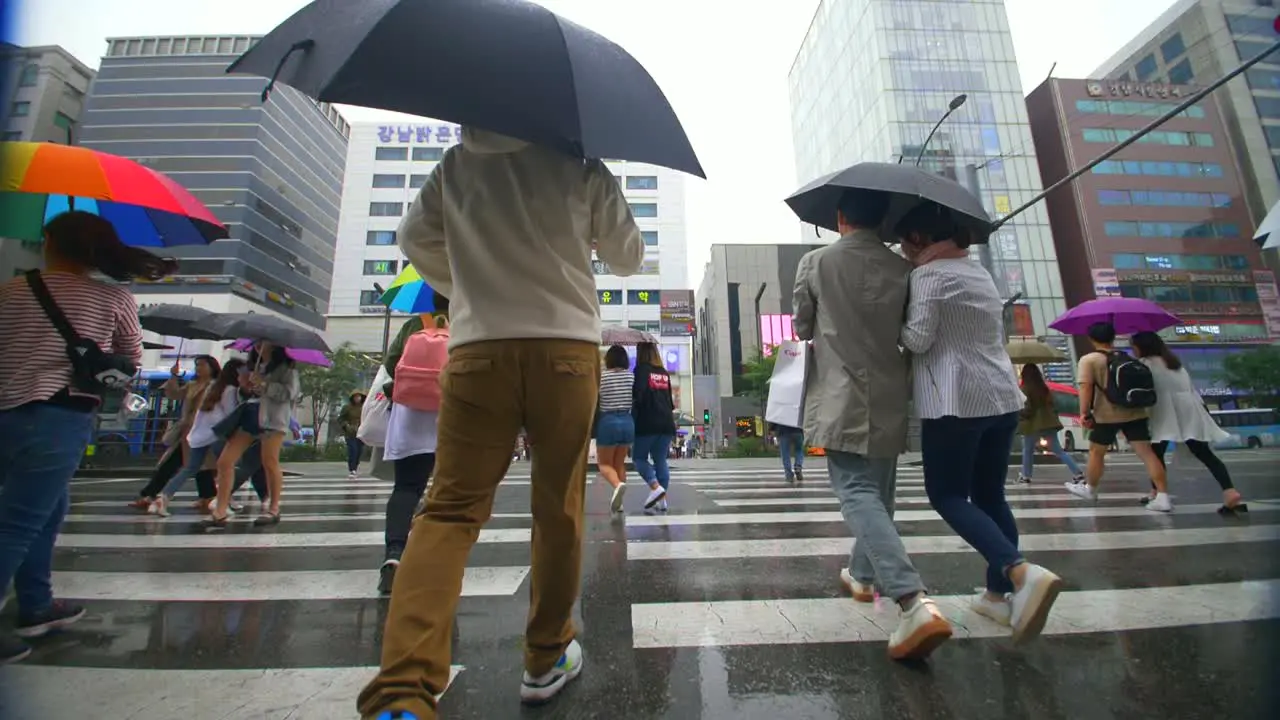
[326,121,695,411]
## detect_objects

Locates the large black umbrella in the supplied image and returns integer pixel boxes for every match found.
[226,0,705,178]
[786,163,992,242]
[191,313,331,353]
[137,304,224,340]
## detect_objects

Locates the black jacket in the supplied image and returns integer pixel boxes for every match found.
[632,362,677,437]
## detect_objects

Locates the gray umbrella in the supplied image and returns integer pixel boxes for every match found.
[785,162,992,242]
[192,313,331,352]
[137,304,224,340]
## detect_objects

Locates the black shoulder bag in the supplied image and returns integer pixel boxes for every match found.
[25,270,139,397]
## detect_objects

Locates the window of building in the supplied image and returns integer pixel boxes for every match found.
[638,258,660,275]
[1082,128,1213,147]
[1092,160,1224,178]
[359,290,382,306]
[1112,253,1251,271]
[10,101,30,117]
[1235,38,1274,61]
[372,173,406,189]
[367,230,397,246]
[409,174,429,189]
[1168,59,1194,85]
[363,260,398,275]
[641,231,658,246]
[629,202,658,218]
[1104,221,1240,239]
[628,321,660,333]
[1265,125,1280,150]
[1098,190,1130,205]
[18,63,38,87]
[1227,13,1276,36]
[412,147,444,162]
[1135,54,1159,81]
[1160,33,1186,63]
[369,202,404,217]
[626,176,659,190]
[1112,254,1145,269]
[627,289,660,305]
[1246,68,1280,92]
[597,289,623,305]
[375,146,408,161]
[52,112,73,130]
[1254,96,1280,119]
[1074,100,1203,119]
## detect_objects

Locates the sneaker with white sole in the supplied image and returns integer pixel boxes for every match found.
[15,600,86,639]
[1009,563,1063,644]
[378,558,399,595]
[609,484,627,513]
[1145,493,1173,513]
[643,486,666,509]
[839,568,875,602]
[1064,481,1098,502]
[520,638,583,704]
[971,592,1011,626]
[887,596,952,660]
[148,497,170,518]
[657,497,668,512]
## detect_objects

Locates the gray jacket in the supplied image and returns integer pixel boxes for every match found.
[257,363,300,433]
[792,229,911,458]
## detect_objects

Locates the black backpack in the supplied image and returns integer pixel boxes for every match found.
[1099,350,1157,409]
[25,271,139,397]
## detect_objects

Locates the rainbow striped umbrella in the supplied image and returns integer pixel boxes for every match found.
[379,265,438,313]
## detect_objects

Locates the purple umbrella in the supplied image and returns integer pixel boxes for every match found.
[1049,298,1182,336]
[225,338,332,367]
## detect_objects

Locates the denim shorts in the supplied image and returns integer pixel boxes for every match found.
[238,403,262,436]
[596,411,635,446]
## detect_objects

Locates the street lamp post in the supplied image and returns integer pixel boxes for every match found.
[753,282,767,429]
[372,282,392,360]
[911,94,967,166]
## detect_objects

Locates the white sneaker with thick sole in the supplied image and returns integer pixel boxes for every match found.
[643,486,666,509]
[609,484,627,513]
[839,568,875,603]
[1145,493,1173,513]
[520,639,583,704]
[1009,563,1063,644]
[1064,482,1098,502]
[887,597,952,660]
[971,592,1012,626]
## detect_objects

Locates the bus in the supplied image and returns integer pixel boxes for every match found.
[88,369,191,464]
[1208,408,1279,449]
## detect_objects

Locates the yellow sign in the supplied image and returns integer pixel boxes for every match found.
[994,195,1011,214]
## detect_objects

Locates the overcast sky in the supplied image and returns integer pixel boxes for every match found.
[16,0,1177,287]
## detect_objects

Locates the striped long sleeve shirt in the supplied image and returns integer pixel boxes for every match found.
[901,259,1023,420]
[598,369,634,412]
[0,272,143,411]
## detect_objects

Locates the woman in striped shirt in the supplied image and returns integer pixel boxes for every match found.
[596,345,635,513]
[0,211,176,664]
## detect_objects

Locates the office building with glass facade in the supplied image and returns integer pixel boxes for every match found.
[77,35,349,353]
[788,0,1068,340]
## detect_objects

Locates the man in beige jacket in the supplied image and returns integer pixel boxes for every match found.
[357,128,643,720]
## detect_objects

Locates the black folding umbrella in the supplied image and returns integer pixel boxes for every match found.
[227,0,705,178]
[785,163,992,242]
[137,304,224,340]
[191,313,331,353]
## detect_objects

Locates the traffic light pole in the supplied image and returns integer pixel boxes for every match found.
[994,37,1280,229]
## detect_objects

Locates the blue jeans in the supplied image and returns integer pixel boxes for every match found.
[922,413,1023,595]
[826,450,926,601]
[160,442,223,499]
[1020,432,1081,479]
[0,403,95,613]
[633,434,673,490]
[779,433,805,475]
[346,436,364,472]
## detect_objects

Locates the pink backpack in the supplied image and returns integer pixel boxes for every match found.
[393,318,449,412]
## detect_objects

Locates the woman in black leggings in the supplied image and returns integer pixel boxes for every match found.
[1131,332,1246,514]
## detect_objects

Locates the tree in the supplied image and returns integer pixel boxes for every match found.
[1220,346,1280,407]
[298,342,375,444]
[736,346,778,406]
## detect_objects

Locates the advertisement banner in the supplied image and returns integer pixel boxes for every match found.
[1092,268,1120,298]
[759,313,796,355]
[660,290,695,337]
[1253,270,1280,338]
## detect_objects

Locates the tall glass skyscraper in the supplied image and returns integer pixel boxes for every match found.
[788,0,1067,337]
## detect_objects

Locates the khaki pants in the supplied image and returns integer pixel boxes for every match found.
[357,339,599,720]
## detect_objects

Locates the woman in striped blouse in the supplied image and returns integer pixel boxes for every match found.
[898,202,1063,645]
[0,211,176,664]
[596,345,635,513]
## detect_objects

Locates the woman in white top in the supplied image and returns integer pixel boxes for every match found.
[1130,331,1245,513]
[899,202,1063,644]
[596,345,635,513]
[150,359,247,517]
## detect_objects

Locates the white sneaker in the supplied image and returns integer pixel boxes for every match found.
[887,596,952,660]
[1145,493,1173,513]
[839,568,875,603]
[971,592,1011,626]
[1064,481,1098,502]
[348,471,357,479]
[1009,563,1063,644]
[520,638,583,704]
[657,498,668,512]
[609,484,627,513]
[643,486,666,510]
[148,498,170,518]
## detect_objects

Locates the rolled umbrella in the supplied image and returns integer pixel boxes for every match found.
[226,338,332,367]
[1006,341,1067,364]
[1049,298,1182,336]
[0,141,227,247]
[193,313,331,352]
[379,265,437,314]
[785,162,991,242]
[137,304,224,340]
[226,0,704,177]
[601,325,656,346]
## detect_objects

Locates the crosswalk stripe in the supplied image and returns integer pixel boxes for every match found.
[51,567,530,601]
[710,493,1153,507]
[61,512,533,522]
[626,524,1280,560]
[631,579,1280,649]
[55,527,531,549]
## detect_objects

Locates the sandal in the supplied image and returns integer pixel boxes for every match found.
[200,513,230,532]
[1217,503,1249,515]
[253,511,281,527]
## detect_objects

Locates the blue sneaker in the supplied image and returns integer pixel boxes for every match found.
[374,711,418,720]
[519,639,584,704]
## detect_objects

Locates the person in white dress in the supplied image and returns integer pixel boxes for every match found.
[1130,331,1245,514]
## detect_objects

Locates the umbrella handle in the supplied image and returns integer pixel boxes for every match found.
[261,39,315,101]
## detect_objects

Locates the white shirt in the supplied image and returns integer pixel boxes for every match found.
[1141,357,1230,444]
[384,404,439,462]
[399,128,645,349]
[901,258,1023,420]
[186,386,239,449]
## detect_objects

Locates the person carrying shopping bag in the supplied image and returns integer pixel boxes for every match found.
[1015,364,1084,485]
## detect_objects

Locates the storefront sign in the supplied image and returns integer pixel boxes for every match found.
[1254,270,1280,338]
[376,124,462,145]
[1085,80,1185,98]
[1117,270,1251,284]
[660,289,695,337]
[1092,268,1120,298]
[1162,303,1263,317]
[1041,335,1074,383]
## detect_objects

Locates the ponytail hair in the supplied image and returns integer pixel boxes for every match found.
[42,211,179,282]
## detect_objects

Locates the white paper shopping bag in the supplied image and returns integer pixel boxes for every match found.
[765,341,808,428]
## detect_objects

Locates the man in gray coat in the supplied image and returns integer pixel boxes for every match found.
[793,188,953,661]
